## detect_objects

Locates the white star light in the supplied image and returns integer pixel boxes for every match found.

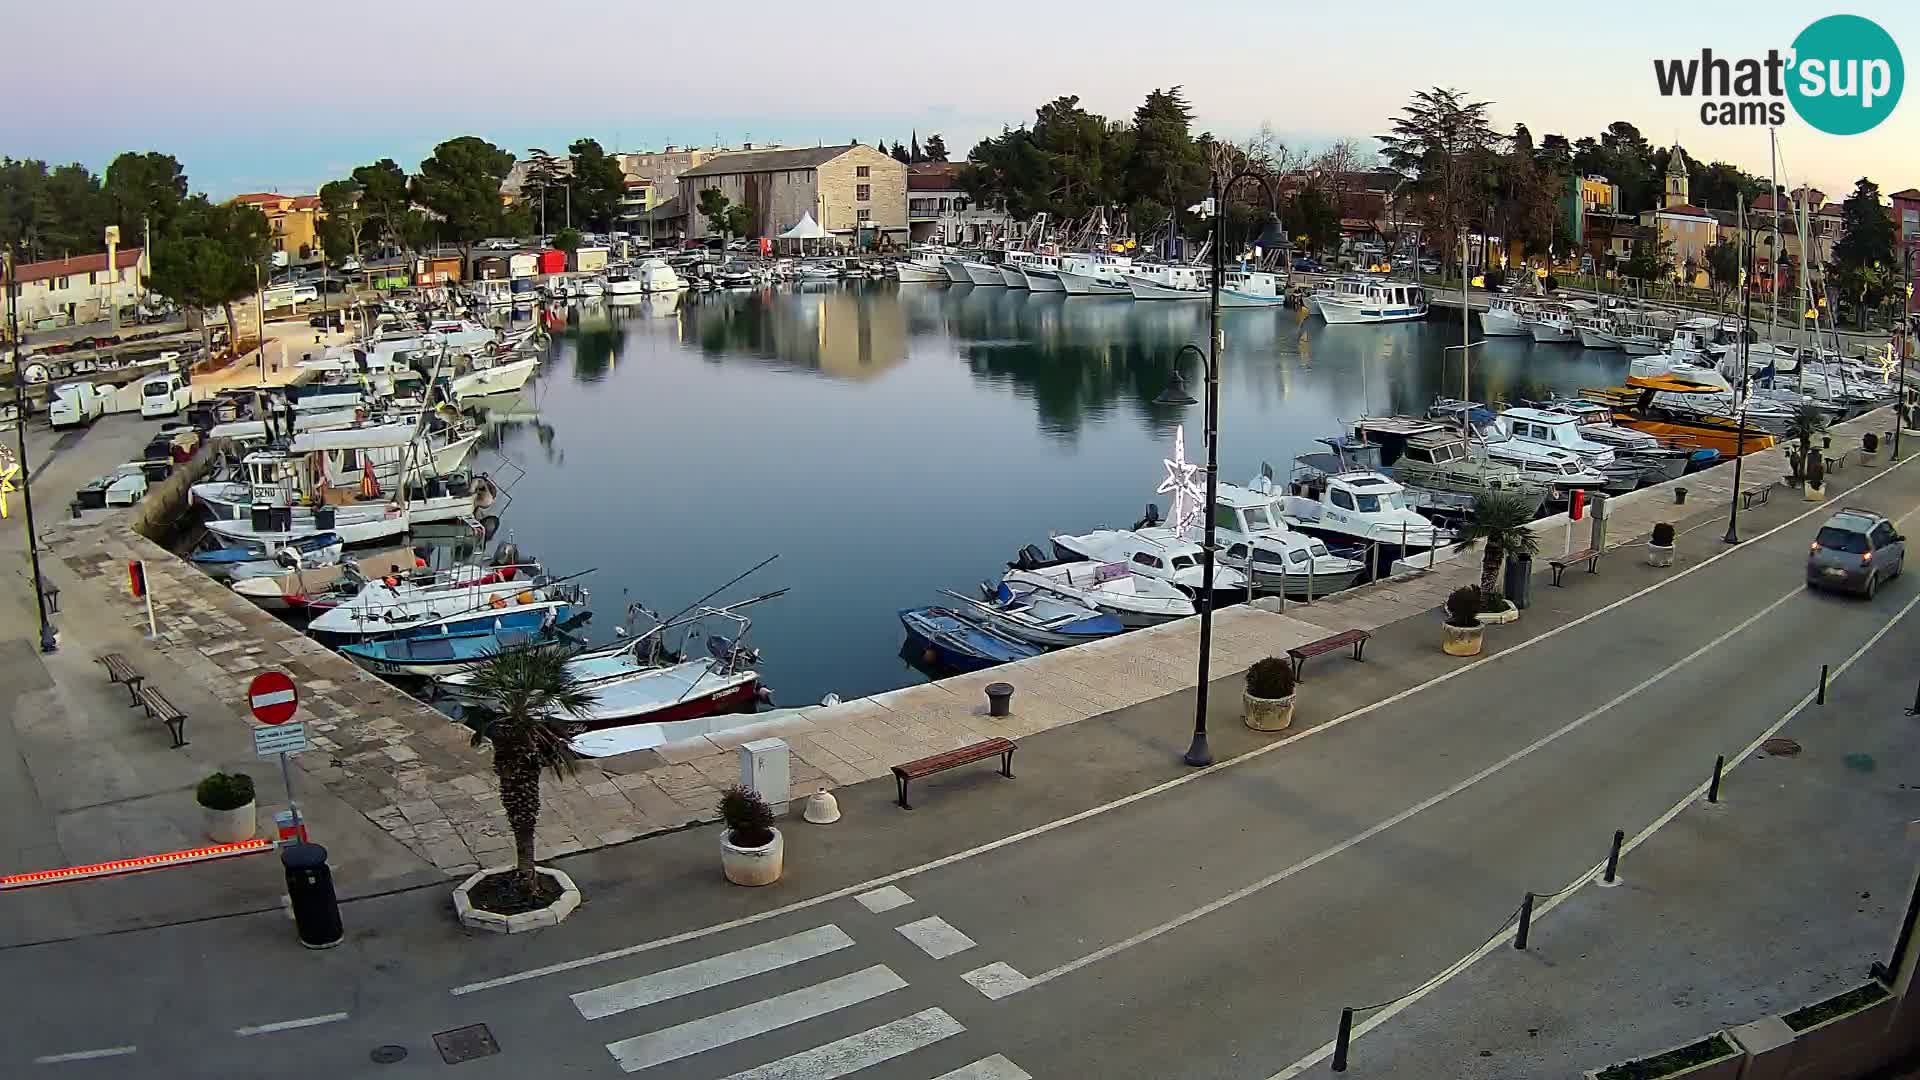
[1157,425,1206,540]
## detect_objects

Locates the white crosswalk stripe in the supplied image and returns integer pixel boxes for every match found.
[712,1007,963,1080]
[605,964,908,1073]
[932,1055,1034,1080]
[574,926,855,1020]
[894,916,975,960]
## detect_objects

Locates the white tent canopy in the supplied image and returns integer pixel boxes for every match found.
[779,213,829,240]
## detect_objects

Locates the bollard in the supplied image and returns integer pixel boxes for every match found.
[1675,486,1688,505]
[1602,828,1625,885]
[1708,754,1724,804]
[1332,1007,1354,1072]
[985,682,1014,718]
[1908,676,1920,717]
[1515,891,1535,950]
[282,842,343,949]
[1818,664,1829,705]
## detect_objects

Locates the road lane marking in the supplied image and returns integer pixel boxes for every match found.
[605,964,906,1073]
[935,1054,1035,1080]
[1268,581,1920,1079]
[234,1012,349,1037]
[960,963,1031,1001]
[33,1046,137,1064]
[714,1007,963,1080]
[855,885,914,914]
[450,450,1919,998]
[896,915,976,959]
[573,925,854,1021]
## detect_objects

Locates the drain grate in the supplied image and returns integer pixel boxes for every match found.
[369,1045,408,1065]
[1762,737,1803,757]
[434,1024,500,1065]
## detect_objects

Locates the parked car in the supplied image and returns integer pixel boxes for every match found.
[1807,508,1906,597]
[48,382,106,428]
[1292,256,1321,273]
[138,371,190,419]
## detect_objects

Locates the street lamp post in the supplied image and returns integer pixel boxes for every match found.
[5,249,59,653]
[1899,248,1912,461]
[1726,202,1754,545]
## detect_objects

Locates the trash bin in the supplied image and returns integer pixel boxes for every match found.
[313,505,336,531]
[1503,552,1534,610]
[281,842,343,949]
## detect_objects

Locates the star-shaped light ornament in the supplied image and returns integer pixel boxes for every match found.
[1157,425,1206,540]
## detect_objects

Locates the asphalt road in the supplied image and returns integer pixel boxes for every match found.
[5,458,1920,1079]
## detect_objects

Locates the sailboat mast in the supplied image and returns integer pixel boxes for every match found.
[1769,128,1781,341]
[1462,231,1471,402]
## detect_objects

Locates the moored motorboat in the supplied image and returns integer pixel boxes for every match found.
[943,585,1125,647]
[899,607,1045,672]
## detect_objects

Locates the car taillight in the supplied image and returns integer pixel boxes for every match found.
[1863,551,1873,564]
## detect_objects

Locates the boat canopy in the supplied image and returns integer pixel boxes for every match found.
[1624,375,1723,395]
[289,424,416,452]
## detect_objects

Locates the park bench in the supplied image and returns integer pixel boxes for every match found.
[1741,485,1772,510]
[1549,548,1602,586]
[1286,629,1371,680]
[892,737,1015,809]
[135,685,188,748]
[97,653,145,704]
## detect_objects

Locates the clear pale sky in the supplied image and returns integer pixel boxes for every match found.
[6,0,1915,201]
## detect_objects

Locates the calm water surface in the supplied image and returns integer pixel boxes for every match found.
[472,284,1630,706]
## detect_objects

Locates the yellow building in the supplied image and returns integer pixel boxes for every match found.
[233,192,325,267]
[1636,146,1716,287]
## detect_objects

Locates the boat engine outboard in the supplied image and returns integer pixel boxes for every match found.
[1011,544,1052,571]
[491,541,521,568]
[1131,503,1163,531]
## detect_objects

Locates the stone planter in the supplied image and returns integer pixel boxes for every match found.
[1804,481,1826,502]
[1476,600,1518,625]
[1581,1032,1742,1080]
[1442,622,1484,656]
[1243,690,1296,732]
[203,800,257,844]
[1780,980,1896,1079]
[722,826,784,886]
[1647,543,1676,568]
[453,866,582,934]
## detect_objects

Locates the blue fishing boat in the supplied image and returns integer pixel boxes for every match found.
[899,607,1044,673]
[338,626,541,678]
[190,531,343,567]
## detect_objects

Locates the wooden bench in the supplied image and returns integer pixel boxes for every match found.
[1741,485,1772,510]
[135,685,188,748]
[96,653,145,705]
[1549,548,1601,586]
[1287,629,1371,680]
[1824,453,1846,474]
[893,737,1015,809]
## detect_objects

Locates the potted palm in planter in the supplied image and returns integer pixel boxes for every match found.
[1243,657,1297,732]
[1461,490,1536,623]
[719,785,784,886]
[1804,452,1827,501]
[1442,586,1485,656]
[196,771,256,843]
[1647,522,1676,567]
[454,645,598,932]
[1787,401,1827,492]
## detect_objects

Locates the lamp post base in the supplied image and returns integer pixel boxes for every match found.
[1183,732,1213,768]
[39,623,58,654]
[1722,527,1741,545]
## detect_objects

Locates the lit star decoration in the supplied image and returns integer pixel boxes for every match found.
[1158,425,1206,540]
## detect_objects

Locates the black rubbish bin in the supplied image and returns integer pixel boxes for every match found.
[1503,552,1535,610]
[281,842,344,949]
[313,505,336,531]
[251,504,274,531]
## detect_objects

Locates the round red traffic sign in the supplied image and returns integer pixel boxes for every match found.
[248,671,299,725]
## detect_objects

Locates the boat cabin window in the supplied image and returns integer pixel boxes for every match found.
[1213,503,1241,531]
[1287,549,1309,565]
[1226,544,1249,560]
[1243,504,1273,530]
[1253,548,1285,565]
[1353,491,1402,513]
[1309,541,1330,557]
[1170,554,1197,570]
[1330,489,1356,510]
[1131,552,1164,570]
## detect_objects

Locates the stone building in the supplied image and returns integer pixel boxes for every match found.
[678,144,907,248]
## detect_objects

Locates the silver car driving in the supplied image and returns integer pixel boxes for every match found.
[1807,509,1906,598]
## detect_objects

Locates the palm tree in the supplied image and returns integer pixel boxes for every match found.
[465,645,600,894]
[1786,401,1828,481]
[1460,490,1541,598]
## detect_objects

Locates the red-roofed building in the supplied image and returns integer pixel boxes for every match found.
[2,247,148,326]
[1892,189,1920,309]
[232,192,325,267]
[906,162,1008,245]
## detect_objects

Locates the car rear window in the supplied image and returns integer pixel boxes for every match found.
[1816,527,1869,554]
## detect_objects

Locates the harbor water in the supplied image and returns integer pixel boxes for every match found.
[473,283,1633,706]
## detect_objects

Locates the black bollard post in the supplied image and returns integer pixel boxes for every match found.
[1332,1007,1354,1072]
[1708,754,1724,804]
[1603,829,1624,885]
[1515,892,1535,950]
[1909,676,1920,717]
[1818,664,1830,705]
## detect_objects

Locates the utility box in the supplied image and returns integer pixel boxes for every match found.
[1589,493,1611,551]
[738,738,791,816]
[571,247,609,273]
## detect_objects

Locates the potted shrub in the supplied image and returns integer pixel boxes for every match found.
[1243,657,1297,732]
[1442,586,1485,656]
[197,771,257,843]
[1804,452,1826,501]
[1647,522,1676,567]
[1787,401,1827,490]
[720,785,783,886]
[1461,490,1538,622]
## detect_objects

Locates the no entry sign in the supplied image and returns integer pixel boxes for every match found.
[248,671,299,725]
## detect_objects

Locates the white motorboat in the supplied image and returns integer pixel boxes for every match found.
[1318,280,1429,324]
[1614,309,1677,355]
[944,585,1124,647]
[1433,404,1612,495]
[897,250,955,283]
[1000,550,1193,628]
[1481,295,1533,336]
[962,260,1006,286]
[1219,270,1286,308]
[451,353,539,398]
[1531,399,1693,484]
[1211,483,1366,597]
[1003,251,1066,292]
[229,545,417,612]
[1498,406,1642,492]
[1575,310,1622,349]
[997,263,1028,288]
[1306,275,1373,316]
[576,278,604,298]
[206,502,411,547]
[1268,457,1451,564]
[1049,528,1247,598]
[942,258,973,284]
[1056,252,1133,296]
[1348,417,1549,517]
[1124,264,1211,301]
[305,562,555,643]
[1527,302,1583,344]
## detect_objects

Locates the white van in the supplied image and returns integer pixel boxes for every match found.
[139,372,190,418]
[48,382,106,428]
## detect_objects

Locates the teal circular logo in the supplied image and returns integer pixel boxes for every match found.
[1788,15,1903,135]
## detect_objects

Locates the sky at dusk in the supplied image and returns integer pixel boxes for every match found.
[5,1,1917,201]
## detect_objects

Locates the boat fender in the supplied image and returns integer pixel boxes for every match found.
[756,687,775,706]
[490,595,508,609]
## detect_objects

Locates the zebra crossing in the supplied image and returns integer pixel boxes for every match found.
[567,888,1032,1078]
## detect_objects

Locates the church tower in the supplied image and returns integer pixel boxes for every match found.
[1664,145,1691,208]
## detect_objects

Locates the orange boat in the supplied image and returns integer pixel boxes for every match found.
[1577,376,1777,458]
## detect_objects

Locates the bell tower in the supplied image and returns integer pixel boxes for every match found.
[1665,145,1691,208]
